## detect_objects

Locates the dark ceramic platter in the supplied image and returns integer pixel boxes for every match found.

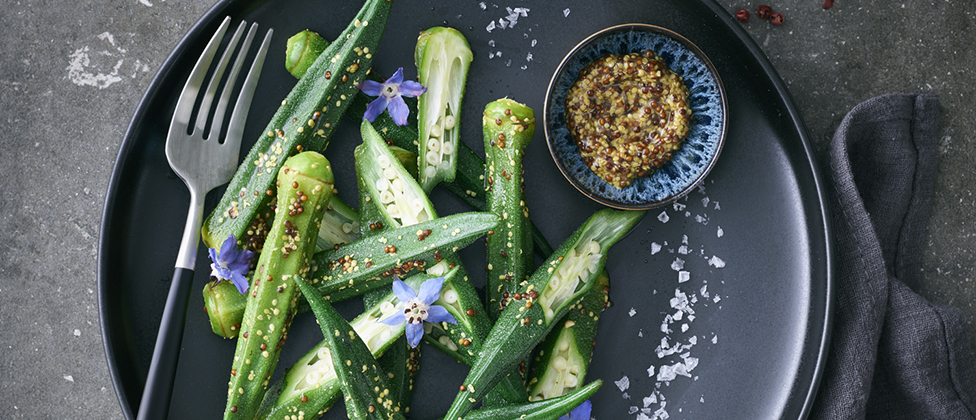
[99,0,833,419]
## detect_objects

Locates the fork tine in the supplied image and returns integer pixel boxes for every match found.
[194,20,247,136]
[207,22,259,142]
[224,27,273,152]
[170,16,231,134]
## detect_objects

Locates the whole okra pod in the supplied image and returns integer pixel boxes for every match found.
[442,209,645,420]
[223,151,334,420]
[482,98,536,321]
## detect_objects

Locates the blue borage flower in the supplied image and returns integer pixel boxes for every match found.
[559,399,592,420]
[208,234,255,294]
[357,67,426,126]
[378,276,456,348]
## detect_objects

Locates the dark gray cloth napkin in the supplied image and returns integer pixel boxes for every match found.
[809,93,976,419]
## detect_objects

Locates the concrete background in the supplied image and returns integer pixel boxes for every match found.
[0,0,972,418]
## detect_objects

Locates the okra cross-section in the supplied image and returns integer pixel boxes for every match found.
[414,27,473,191]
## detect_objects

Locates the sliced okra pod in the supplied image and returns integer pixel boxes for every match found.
[224,152,334,420]
[414,27,473,191]
[442,208,645,420]
[293,276,406,420]
[201,0,392,250]
[256,275,425,420]
[455,380,601,420]
[527,271,610,401]
[203,278,249,338]
[482,98,536,320]
[284,29,330,79]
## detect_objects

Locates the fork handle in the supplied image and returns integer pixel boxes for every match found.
[137,190,205,420]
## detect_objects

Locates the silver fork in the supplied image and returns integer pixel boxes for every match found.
[137,17,272,420]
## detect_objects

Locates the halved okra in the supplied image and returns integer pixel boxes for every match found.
[442,208,645,420]
[293,276,406,420]
[255,275,426,420]
[414,27,473,191]
[201,0,391,250]
[455,380,602,420]
[356,120,438,228]
[224,152,334,420]
[527,271,610,401]
[316,195,359,251]
[483,98,536,321]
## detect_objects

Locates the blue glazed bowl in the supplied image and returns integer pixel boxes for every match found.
[544,24,727,210]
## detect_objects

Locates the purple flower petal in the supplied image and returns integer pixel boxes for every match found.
[405,322,424,348]
[219,235,237,257]
[230,272,249,295]
[358,79,384,96]
[418,277,445,305]
[379,312,405,326]
[208,247,220,268]
[398,80,427,98]
[391,278,417,303]
[561,400,592,420]
[363,96,390,122]
[387,96,409,126]
[426,305,456,325]
[387,67,404,85]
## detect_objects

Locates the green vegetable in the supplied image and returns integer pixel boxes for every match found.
[307,210,499,304]
[223,152,334,420]
[414,27,473,191]
[482,98,536,320]
[256,275,424,420]
[201,0,392,250]
[294,276,406,420]
[316,195,359,251]
[457,380,602,420]
[527,271,609,401]
[285,29,330,79]
[443,208,645,420]
[355,120,437,229]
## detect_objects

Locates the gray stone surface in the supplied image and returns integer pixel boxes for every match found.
[0,0,971,418]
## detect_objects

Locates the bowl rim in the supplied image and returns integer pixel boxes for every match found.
[543,23,729,210]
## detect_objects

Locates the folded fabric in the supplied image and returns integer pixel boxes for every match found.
[810,93,976,419]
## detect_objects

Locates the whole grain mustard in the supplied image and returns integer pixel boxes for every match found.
[565,50,692,188]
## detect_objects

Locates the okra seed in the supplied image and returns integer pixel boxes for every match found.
[231,406,238,413]
[465,309,476,316]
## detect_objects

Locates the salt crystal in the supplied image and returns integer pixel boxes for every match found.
[678,245,689,255]
[673,202,686,211]
[678,271,690,283]
[489,52,495,59]
[712,335,718,344]
[479,2,486,10]
[700,285,709,298]
[689,335,698,345]
[73,329,81,337]
[670,258,684,271]
[708,255,726,268]
[498,18,509,29]
[505,59,512,67]
[672,310,683,321]
[526,52,533,61]
[630,406,640,414]
[623,392,631,399]
[486,21,496,32]
[563,8,571,17]
[496,51,502,57]
[657,211,670,223]
[717,226,724,237]
[629,307,637,317]
[714,201,721,210]
[520,65,527,70]
[650,242,662,254]
[713,295,721,303]
[615,375,630,391]
[531,39,537,47]
[64,375,74,382]
[647,365,655,377]
[702,197,710,207]
[488,39,495,47]
[637,413,651,420]
[695,214,708,224]
[688,314,695,322]
[681,323,689,332]
[514,6,529,16]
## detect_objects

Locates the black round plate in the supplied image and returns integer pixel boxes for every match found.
[99,0,832,419]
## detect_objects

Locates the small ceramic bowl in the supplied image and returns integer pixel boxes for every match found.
[544,24,728,210]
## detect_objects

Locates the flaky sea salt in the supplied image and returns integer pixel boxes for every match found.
[629,307,637,317]
[657,211,670,223]
[678,271,690,283]
[615,375,631,392]
[708,255,726,268]
[563,8,571,17]
[651,242,662,255]
[717,226,724,237]
[671,258,685,271]
[647,365,656,377]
